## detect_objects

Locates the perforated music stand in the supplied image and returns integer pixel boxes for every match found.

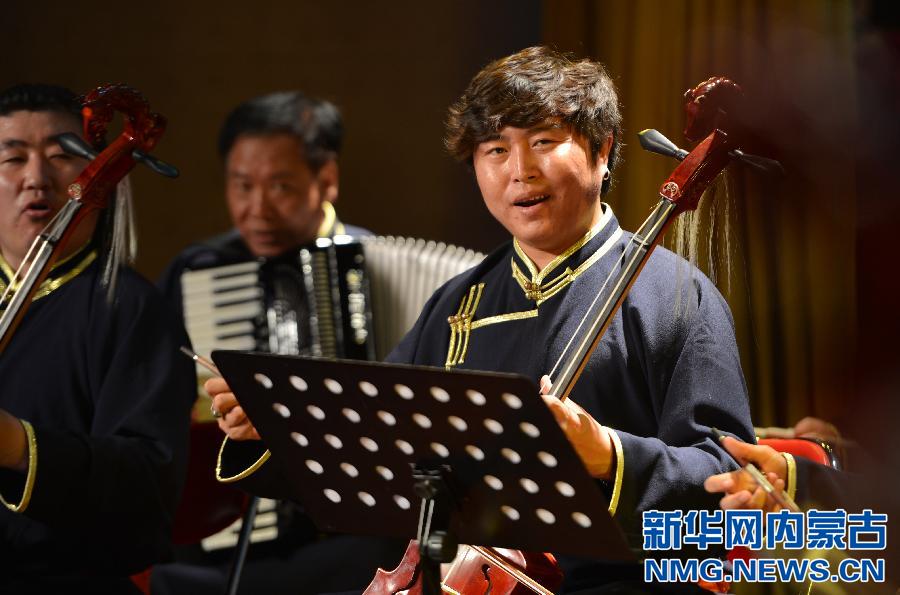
[212,351,634,593]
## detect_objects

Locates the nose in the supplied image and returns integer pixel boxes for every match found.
[511,145,539,183]
[247,188,275,218]
[23,156,52,193]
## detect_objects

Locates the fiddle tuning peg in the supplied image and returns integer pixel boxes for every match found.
[58,133,99,161]
[638,129,689,161]
[728,149,785,177]
[132,150,180,178]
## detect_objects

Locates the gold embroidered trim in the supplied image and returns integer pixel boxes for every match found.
[216,437,272,483]
[782,452,797,503]
[469,309,538,330]
[317,201,337,238]
[0,249,97,302]
[0,420,37,513]
[445,283,484,368]
[607,428,624,516]
[512,226,623,304]
[511,201,613,283]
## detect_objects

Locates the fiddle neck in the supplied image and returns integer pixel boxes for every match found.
[551,198,679,402]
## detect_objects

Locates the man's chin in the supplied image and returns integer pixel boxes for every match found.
[246,240,293,259]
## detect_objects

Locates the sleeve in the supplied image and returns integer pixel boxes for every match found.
[608,276,756,540]
[12,280,196,573]
[213,282,448,496]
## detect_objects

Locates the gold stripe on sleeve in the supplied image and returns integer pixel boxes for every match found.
[782,452,797,503]
[216,437,272,483]
[607,428,624,516]
[0,419,38,513]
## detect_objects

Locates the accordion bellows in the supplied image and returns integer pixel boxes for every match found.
[180,235,485,363]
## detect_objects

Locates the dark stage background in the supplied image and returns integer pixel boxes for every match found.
[2,0,897,466]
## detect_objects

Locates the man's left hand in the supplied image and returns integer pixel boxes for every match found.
[540,375,614,479]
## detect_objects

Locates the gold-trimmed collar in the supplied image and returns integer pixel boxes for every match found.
[317,201,338,238]
[511,204,621,304]
[0,245,97,303]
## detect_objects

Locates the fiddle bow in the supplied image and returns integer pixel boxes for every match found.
[366,76,779,595]
[0,84,178,354]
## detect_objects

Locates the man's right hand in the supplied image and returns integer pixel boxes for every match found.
[205,377,261,441]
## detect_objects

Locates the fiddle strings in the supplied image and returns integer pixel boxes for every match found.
[0,207,69,307]
[545,200,671,384]
[468,546,555,595]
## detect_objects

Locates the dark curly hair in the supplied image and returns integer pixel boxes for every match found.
[445,46,622,194]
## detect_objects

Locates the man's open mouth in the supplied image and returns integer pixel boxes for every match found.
[514,194,550,207]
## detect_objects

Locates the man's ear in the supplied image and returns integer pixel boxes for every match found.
[317,159,339,204]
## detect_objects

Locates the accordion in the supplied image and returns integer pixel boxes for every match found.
[180,235,483,551]
[180,235,485,365]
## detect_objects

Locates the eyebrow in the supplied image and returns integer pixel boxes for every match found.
[482,122,567,143]
[0,133,75,151]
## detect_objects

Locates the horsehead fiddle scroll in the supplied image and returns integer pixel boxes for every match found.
[364,76,782,595]
[0,84,179,354]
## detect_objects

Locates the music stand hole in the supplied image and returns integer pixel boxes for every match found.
[272,403,291,418]
[377,410,397,426]
[394,384,414,400]
[376,466,394,481]
[501,505,520,521]
[306,405,326,420]
[502,393,523,409]
[465,389,486,406]
[324,434,343,449]
[395,440,414,455]
[323,489,341,503]
[359,437,379,452]
[484,475,503,490]
[342,408,361,423]
[340,462,359,478]
[465,445,484,461]
[430,386,450,403]
[555,481,575,497]
[305,460,324,475]
[412,413,432,429]
[572,512,592,528]
[290,432,308,447]
[520,478,539,494]
[520,422,540,438]
[501,448,521,464]
[536,508,556,524]
[359,381,378,397]
[358,491,376,507]
[289,375,308,391]
[484,418,504,434]
[394,495,411,510]
[254,373,273,389]
[447,416,467,432]
[324,378,343,394]
[537,451,557,467]
[430,442,450,458]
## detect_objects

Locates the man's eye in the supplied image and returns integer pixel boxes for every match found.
[534,138,555,146]
[486,146,506,155]
[271,182,294,193]
[49,153,73,161]
[1,156,25,164]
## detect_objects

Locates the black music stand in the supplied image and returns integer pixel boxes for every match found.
[212,351,634,593]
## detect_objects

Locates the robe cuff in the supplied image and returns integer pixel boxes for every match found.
[781,452,797,503]
[216,436,271,483]
[606,428,624,516]
[0,419,37,513]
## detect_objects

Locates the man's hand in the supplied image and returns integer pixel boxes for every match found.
[205,377,261,441]
[0,409,27,472]
[704,436,787,512]
[539,375,614,479]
